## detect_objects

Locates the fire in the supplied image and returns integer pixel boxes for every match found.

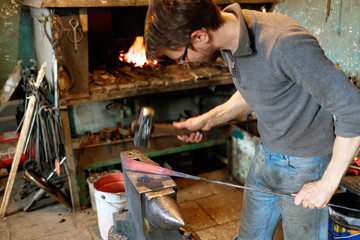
[118,36,157,67]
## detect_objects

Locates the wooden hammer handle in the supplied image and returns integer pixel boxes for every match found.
[151,123,193,136]
[132,121,194,137]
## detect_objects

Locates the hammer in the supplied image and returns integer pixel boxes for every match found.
[132,106,194,148]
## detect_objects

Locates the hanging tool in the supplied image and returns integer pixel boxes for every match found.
[122,155,360,213]
[68,18,83,53]
[41,11,74,93]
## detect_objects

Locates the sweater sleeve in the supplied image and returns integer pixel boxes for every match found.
[273,27,360,138]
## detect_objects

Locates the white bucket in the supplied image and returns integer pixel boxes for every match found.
[88,170,121,212]
[94,173,127,240]
[87,174,99,212]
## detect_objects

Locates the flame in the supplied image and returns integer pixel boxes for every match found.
[118,36,157,67]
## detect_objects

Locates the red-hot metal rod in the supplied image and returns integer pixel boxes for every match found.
[122,156,360,213]
[122,156,290,198]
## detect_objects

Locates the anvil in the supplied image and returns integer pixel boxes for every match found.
[108,150,199,240]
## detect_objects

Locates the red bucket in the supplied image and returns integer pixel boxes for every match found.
[94,173,126,193]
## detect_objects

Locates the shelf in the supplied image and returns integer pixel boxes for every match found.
[74,126,230,167]
[23,0,283,8]
[59,62,234,106]
[63,76,233,106]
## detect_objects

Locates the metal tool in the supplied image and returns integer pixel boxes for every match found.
[23,156,67,212]
[132,106,197,148]
[109,150,199,240]
[68,18,83,53]
[122,154,360,213]
[0,63,47,218]
[23,167,71,209]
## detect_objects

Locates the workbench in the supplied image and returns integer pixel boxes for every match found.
[74,129,231,207]
[60,79,234,210]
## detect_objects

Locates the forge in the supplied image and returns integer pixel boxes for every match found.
[26,6,233,106]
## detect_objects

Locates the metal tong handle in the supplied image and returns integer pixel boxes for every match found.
[187,175,360,213]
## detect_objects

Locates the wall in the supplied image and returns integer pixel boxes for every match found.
[0,0,33,90]
[273,0,360,81]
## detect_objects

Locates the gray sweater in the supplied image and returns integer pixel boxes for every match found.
[221,4,360,157]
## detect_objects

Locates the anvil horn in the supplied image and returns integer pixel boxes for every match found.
[146,195,185,231]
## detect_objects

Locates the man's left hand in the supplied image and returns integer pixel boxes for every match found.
[291,179,338,209]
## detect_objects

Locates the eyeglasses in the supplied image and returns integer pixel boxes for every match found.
[178,46,188,65]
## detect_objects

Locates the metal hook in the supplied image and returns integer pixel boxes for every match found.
[68,18,79,28]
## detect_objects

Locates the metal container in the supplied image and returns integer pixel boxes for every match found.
[329,192,360,239]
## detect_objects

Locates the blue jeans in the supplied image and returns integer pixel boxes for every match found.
[236,143,331,240]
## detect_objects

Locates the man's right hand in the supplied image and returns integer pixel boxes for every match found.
[173,91,252,143]
[173,115,211,143]
[176,131,203,143]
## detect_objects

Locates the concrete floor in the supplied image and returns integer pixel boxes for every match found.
[0,168,283,240]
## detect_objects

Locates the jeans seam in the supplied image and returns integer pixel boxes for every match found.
[264,197,278,240]
[315,208,320,238]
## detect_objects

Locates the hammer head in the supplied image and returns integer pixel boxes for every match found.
[132,106,154,148]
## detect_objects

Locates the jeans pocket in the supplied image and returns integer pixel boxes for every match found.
[281,156,327,191]
[285,156,322,175]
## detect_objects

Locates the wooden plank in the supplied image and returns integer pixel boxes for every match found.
[57,9,90,100]
[0,63,46,218]
[216,0,283,4]
[22,0,43,8]
[0,62,22,108]
[60,107,81,211]
[23,0,283,7]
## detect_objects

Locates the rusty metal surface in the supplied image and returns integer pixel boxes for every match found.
[126,171,177,194]
[340,176,360,196]
[121,150,176,194]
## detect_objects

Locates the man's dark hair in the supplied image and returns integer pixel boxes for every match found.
[145,0,224,62]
